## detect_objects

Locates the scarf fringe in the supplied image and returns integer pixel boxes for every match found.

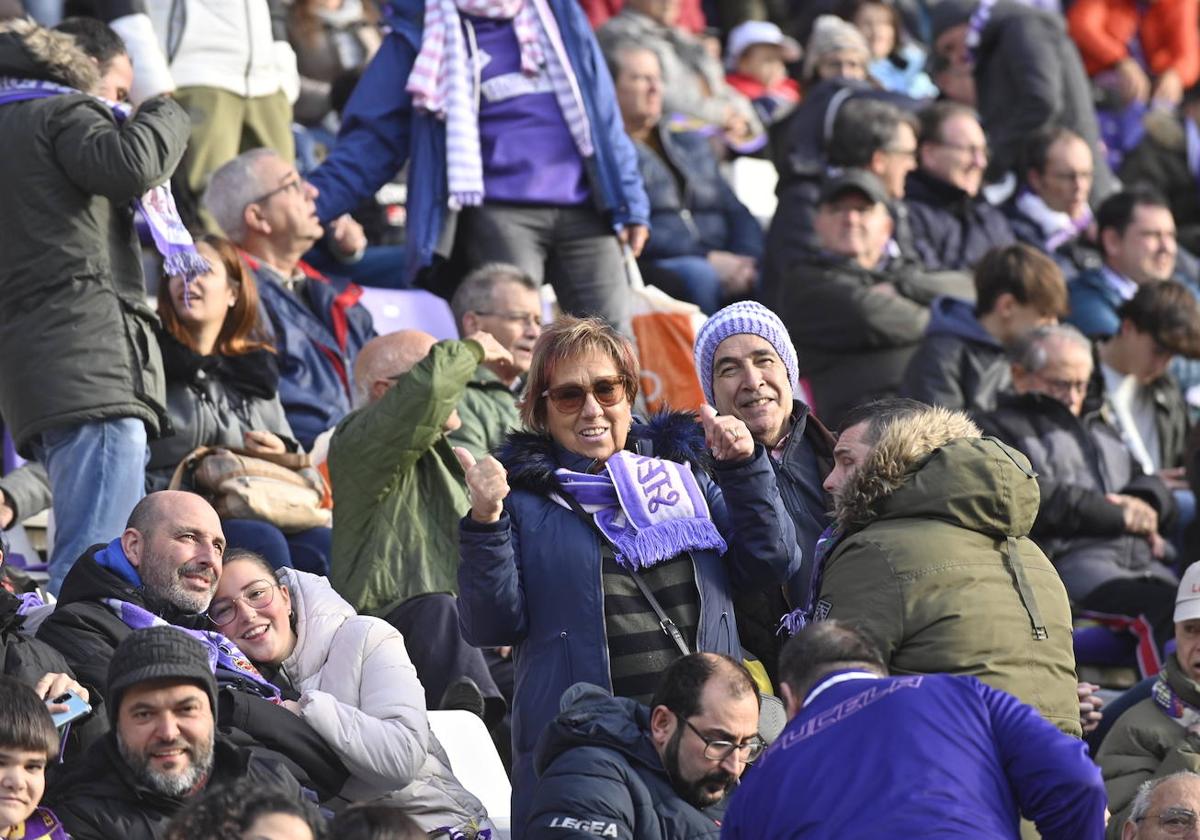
[163,249,212,282]
[612,518,727,570]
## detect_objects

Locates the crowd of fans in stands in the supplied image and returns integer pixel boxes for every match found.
[5,0,1200,835]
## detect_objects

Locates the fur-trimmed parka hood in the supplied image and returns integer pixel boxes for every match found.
[0,18,99,91]
[497,410,713,496]
[834,406,1041,538]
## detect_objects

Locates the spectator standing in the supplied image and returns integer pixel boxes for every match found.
[447,264,543,460]
[722,622,1107,839]
[455,316,799,830]
[205,149,378,450]
[526,654,763,840]
[0,20,190,593]
[611,44,763,314]
[309,0,650,329]
[48,627,302,840]
[808,399,1081,736]
[288,0,382,128]
[902,243,1067,413]
[904,102,1015,271]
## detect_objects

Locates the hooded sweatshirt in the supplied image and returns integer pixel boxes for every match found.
[901,295,1010,413]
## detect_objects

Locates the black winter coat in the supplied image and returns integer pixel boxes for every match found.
[49,735,300,840]
[978,392,1177,600]
[904,169,1015,271]
[0,21,190,454]
[35,547,349,799]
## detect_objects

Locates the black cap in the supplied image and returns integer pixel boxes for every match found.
[818,169,889,207]
[107,626,218,725]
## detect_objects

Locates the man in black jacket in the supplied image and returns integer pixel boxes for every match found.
[48,626,301,840]
[0,19,190,595]
[526,653,763,840]
[36,491,348,799]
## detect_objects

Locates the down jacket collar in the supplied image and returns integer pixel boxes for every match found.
[278,568,355,681]
[497,411,712,497]
[0,18,98,90]
[833,406,1040,541]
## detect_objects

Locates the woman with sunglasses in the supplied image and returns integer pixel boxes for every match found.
[209,550,493,836]
[149,235,332,575]
[454,316,800,830]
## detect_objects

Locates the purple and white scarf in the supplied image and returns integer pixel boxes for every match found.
[778,524,843,636]
[1153,665,1200,731]
[965,0,998,65]
[102,598,283,704]
[405,0,593,208]
[0,78,210,282]
[553,450,726,571]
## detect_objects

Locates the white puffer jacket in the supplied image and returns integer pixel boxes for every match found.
[278,569,492,833]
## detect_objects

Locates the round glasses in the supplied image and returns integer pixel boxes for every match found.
[208,580,280,626]
[541,377,628,414]
[678,715,766,764]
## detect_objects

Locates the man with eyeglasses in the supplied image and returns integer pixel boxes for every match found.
[526,653,762,840]
[722,621,1106,839]
[1122,773,1200,840]
[904,101,1015,272]
[979,323,1181,653]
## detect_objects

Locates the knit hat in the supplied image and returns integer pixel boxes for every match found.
[929,0,978,43]
[802,15,869,81]
[693,302,799,406]
[107,626,218,725]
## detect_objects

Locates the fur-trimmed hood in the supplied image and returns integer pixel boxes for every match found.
[0,18,99,91]
[834,406,1041,537]
[497,411,712,496]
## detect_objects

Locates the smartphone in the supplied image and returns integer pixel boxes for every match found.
[46,691,92,729]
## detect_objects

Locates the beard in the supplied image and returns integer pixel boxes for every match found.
[141,561,217,615]
[117,730,215,798]
[662,726,738,810]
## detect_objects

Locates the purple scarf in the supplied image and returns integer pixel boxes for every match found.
[778,524,843,636]
[10,807,70,840]
[102,598,283,704]
[0,77,210,282]
[553,450,726,571]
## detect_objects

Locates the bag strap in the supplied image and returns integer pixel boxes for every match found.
[167,446,216,491]
[560,492,692,657]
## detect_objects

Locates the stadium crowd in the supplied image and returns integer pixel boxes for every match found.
[5,0,1200,835]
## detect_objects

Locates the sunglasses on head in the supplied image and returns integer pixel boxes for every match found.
[542,376,628,414]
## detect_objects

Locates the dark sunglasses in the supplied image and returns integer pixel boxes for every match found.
[542,376,628,414]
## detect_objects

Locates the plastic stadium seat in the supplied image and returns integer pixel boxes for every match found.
[359,288,460,341]
[428,709,512,839]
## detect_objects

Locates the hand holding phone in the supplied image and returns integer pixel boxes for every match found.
[46,690,92,729]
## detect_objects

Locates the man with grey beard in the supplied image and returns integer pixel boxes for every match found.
[36,492,351,800]
[47,627,299,840]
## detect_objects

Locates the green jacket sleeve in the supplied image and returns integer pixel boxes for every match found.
[331,339,483,502]
[447,386,494,462]
[819,538,906,663]
[0,462,51,524]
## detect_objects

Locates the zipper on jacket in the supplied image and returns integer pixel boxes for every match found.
[558,630,575,686]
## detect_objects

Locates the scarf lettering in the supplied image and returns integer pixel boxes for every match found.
[636,456,680,512]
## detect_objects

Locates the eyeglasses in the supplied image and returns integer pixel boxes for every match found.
[542,377,629,414]
[1037,375,1090,396]
[473,310,541,328]
[250,178,305,206]
[208,580,281,626]
[1137,807,1198,836]
[677,714,766,764]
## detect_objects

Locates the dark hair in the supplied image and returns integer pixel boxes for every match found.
[828,98,917,168]
[778,621,886,702]
[973,244,1068,318]
[156,234,274,357]
[0,675,60,759]
[1117,281,1200,358]
[837,397,928,444]
[1020,124,1087,179]
[916,100,977,147]
[604,40,658,86]
[649,653,759,721]
[165,778,326,840]
[834,0,904,58]
[330,803,425,840]
[330,68,363,118]
[1097,186,1172,248]
[220,548,277,580]
[54,17,126,70]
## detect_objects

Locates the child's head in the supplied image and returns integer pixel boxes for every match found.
[974,244,1068,344]
[0,676,59,831]
[727,21,799,87]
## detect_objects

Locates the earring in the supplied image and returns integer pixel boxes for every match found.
[228,300,236,308]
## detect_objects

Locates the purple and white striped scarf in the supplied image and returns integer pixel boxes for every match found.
[102,598,283,704]
[405,0,593,208]
[553,450,727,571]
[0,78,210,282]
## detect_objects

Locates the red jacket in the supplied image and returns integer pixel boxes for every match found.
[577,0,705,33]
[1067,0,1200,86]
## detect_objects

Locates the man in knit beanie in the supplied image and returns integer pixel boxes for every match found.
[46,626,300,840]
[693,301,834,680]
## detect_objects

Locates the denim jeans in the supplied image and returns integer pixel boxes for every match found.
[33,418,147,594]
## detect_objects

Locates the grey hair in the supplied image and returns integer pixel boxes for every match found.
[202,148,280,243]
[1007,323,1092,373]
[449,262,538,331]
[604,39,660,83]
[1128,772,1200,826]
